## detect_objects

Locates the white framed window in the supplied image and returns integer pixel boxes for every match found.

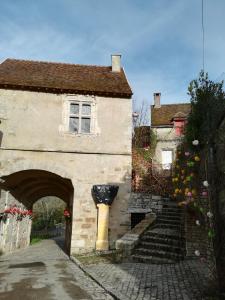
[61,95,98,136]
[69,102,91,133]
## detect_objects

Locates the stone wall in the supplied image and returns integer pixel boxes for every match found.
[0,88,132,254]
[0,89,131,154]
[128,193,162,214]
[0,190,31,254]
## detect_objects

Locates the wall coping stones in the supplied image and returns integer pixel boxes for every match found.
[128,193,162,213]
[115,213,156,255]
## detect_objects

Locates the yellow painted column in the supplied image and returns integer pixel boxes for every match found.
[96,203,110,251]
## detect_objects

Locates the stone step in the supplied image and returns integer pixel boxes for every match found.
[139,241,185,254]
[157,212,184,218]
[131,254,176,264]
[162,208,184,214]
[151,223,182,230]
[156,218,183,224]
[156,214,183,221]
[141,235,184,247]
[156,219,181,226]
[144,231,184,241]
[131,196,185,265]
[134,248,184,261]
[159,209,184,214]
[163,203,179,207]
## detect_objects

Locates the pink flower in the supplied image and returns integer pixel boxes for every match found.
[200,257,206,263]
[187,192,192,197]
[202,191,208,197]
[185,152,190,156]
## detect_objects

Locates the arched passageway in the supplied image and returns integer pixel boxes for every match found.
[0,169,74,255]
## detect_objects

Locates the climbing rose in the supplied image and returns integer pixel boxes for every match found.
[207,211,213,218]
[192,140,199,146]
[202,191,208,197]
[203,180,209,187]
[196,220,200,226]
[64,209,70,218]
[195,250,200,256]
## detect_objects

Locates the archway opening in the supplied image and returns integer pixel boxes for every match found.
[0,169,74,255]
[31,196,67,250]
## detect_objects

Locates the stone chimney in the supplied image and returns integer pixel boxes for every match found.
[111,54,121,72]
[154,92,161,108]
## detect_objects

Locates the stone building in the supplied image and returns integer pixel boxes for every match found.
[151,93,191,172]
[0,55,132,254]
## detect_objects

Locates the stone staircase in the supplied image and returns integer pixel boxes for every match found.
[132,198,185,264]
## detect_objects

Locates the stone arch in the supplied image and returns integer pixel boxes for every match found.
[0,160,71,180]
[0,169,74,254]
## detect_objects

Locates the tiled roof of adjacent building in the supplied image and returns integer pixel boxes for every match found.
[151,103,191,126]
[0,58,132,98]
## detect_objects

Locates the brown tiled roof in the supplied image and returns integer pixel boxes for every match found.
[0,59,132,98]
[151,103,191,126]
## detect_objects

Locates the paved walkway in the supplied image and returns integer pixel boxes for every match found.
[83,259,212,300]
[0,239,113,300]
[0,239,213,300]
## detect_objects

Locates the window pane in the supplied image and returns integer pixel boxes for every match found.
[82,104,91,115]
[69,117,79,132]
[162,150,173,169]
[70,103,79,114]
[81,118,90,133]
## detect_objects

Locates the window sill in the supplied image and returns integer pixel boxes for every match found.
[62,131,98,137]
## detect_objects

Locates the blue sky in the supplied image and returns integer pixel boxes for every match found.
[0,0,225,107]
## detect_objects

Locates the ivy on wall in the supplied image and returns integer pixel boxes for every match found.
[172,72,225,291]
[186,71,225,146]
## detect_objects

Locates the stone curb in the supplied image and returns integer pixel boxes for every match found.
[70,255,120,300]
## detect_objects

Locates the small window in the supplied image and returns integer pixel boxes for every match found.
[69,102,91,134]
[162,150,173,169]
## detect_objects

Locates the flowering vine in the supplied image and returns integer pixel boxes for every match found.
[63,209,71,220]
[172,140,215,260]
[0,205,33,222]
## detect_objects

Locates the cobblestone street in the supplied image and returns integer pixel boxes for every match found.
[83,259,211,300]
[0,239,113,300]
[0,238,214,300]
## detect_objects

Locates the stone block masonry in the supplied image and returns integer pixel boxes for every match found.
[0,86,132,255]
[0,190,31,253]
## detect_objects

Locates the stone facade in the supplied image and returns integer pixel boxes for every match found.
[0,86,132,254]
[152,127,181,168]
[0,190,31,253]
[150,94,190,172]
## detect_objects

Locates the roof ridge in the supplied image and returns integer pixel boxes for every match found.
[3,58,111,69]
[167,103,190,105]
[151,103,190,106]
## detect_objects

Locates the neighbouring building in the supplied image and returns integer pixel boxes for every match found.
[151,93,191,173]
[133,126,151,148]
[0,55,132,254]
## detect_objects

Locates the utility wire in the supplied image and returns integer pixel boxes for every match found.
[202,0,205,72]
